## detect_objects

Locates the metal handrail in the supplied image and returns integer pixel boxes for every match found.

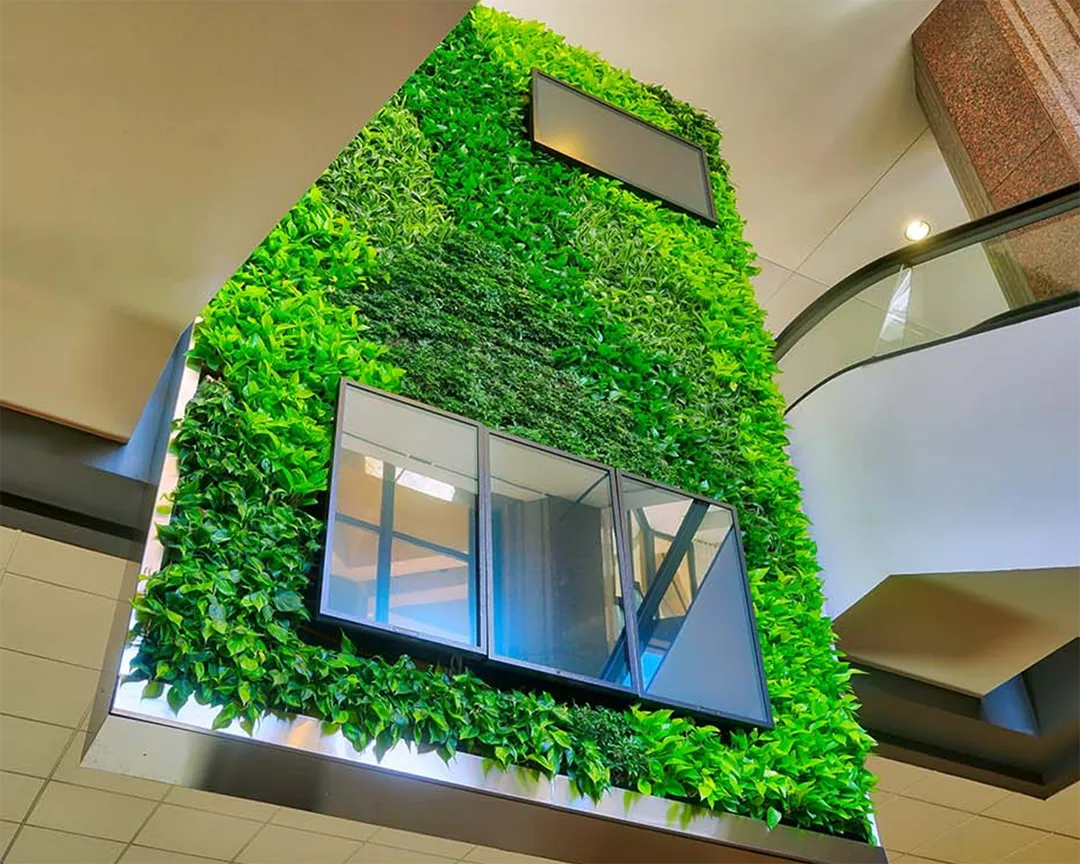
[773,182,1080,361]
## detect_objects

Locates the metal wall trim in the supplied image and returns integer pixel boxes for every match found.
[90,676,884,863]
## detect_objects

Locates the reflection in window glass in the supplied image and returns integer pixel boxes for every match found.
[621,477,769,723]
[325,387,479,646]
[626,486,730,685]
[489,436,630,683]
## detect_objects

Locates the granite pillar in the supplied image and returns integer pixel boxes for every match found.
[914,0,1079,306]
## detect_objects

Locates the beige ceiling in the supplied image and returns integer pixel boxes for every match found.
[0,0,471,440]
[1,527,1077,863]
[835,567,1080,696]
[488,0,983,336]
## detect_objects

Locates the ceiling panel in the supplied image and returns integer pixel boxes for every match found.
[490,0,937,271]
[0,1,471,440]
[800,128,971,285]
[752,258,795,307]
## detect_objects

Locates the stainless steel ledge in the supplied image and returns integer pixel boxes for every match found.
[88,676,884,864]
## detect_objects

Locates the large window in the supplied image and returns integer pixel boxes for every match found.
[319,383,771,729]
[489,435,632,688]
[323,387,480,650]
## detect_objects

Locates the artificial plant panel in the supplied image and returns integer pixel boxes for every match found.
[131,7,876,841]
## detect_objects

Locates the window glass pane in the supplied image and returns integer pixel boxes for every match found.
[328,519,378,618]
[388,538,473,643]
[325,387,479,646]
[621,477,770,723]
[532,71,715,222]
[490,436,630,684]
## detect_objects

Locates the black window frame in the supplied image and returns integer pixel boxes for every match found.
[319,381,487,659]
[318,381,773,731]
[528,68,719,225]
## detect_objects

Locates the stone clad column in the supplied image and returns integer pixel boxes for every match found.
[914,0,1079,306]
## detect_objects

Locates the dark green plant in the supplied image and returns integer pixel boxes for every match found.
[567,706,649,790]
[130,7,877,842]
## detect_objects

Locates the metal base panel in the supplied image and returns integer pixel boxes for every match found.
[87,671,884,864]
[85,354,886,864]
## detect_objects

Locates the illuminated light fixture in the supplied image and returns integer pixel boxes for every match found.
[904,219,932,242]
[397,470,455,502]
[364,456,456,502]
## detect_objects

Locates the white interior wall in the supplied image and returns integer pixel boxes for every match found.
[786,306,1080,620]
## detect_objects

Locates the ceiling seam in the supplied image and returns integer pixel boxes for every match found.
[3,703,87,858]
[790,123,930,283]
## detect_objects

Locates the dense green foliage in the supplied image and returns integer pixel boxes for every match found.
[131,7,876,840]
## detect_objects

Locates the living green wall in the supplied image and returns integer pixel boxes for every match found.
[130,7,876,841]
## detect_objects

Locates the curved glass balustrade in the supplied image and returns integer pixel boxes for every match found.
[775,184,1080,407]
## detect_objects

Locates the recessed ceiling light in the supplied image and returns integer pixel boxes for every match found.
[904,219,931,242]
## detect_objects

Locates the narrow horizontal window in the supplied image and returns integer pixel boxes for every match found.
[530,69,717,224]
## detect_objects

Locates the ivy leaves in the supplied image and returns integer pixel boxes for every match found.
[272,589,305,613]
[130,6,876,844]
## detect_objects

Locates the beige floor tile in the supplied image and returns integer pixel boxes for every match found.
[1050,784,1080,837]
[900,772,1011,815]
[874,796,970,853]
[913,815,1045,864]
[163,786,276,822]
[1000,832,1080,864]
[872,790,894,813]
[0,716,72,777]
[237,824,361,864]
[135,804,262,860]
[0,576,116,669]
[120,845,229,863]
[6,532,126,599]
[271,807,379,842]
[53,731,170,800]
[0,527,19,571]
[367,827,472,860]
[0,771,44,821]
[0,649,99,727]
[347,844,457,864]
[27,780,156,842]
[4,825,125,863]
[1,820,19,857]
[984,786,1080,838]
[866,755,933,795]
[894,857,945,863]
[464,845,566,863]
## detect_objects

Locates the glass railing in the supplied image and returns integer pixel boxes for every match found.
[774,184,1080,407]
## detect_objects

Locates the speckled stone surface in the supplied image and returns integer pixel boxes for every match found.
[990,132,1078,209]
[914,0,1057,194]
[914,0,1079,303]
[989,0,1080,164]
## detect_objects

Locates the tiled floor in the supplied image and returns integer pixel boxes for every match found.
[870,756,1079,863]
[1,527,1077,864]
